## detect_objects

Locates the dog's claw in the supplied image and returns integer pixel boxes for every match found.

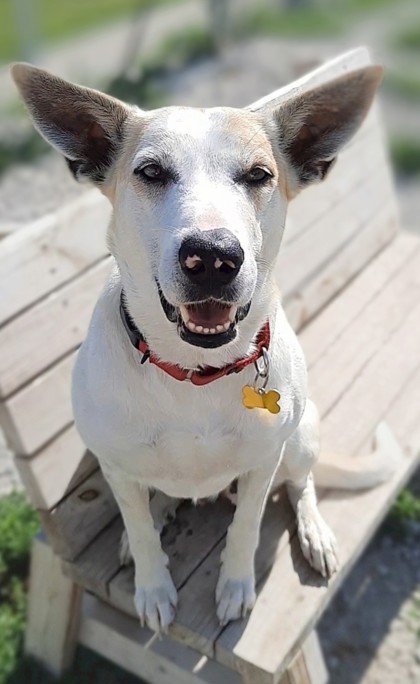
[215,575,256,626]
[135,572,178,633]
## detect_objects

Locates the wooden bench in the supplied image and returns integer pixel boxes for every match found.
[1,47,419,684]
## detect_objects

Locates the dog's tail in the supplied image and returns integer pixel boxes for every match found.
[313,422,404,490]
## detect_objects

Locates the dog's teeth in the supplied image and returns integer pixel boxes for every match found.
[195,325,203,333]
[209,328,216,334]
[216,324,224,332]
[223,320,231,331]
[228,305,238,323]
[187,321,196,331]
[203,327,210,334]
[179,304,190,325]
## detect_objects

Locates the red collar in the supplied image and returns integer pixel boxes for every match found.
[120,293,270,386]
[138,321,270,386]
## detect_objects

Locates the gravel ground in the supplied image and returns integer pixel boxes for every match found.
[0,6,420,683]
[319,512,420,684]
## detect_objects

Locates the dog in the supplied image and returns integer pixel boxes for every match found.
[12,57,386,633]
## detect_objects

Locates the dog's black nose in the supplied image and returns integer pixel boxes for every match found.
[179,229,244,288]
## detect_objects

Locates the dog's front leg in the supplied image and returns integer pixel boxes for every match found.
[105,474,177,633]
[216,458,281,625]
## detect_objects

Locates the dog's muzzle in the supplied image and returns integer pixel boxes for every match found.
[159,229,251,348]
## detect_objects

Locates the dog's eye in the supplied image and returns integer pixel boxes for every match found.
[244,166,273,184]
[135,163,165,181]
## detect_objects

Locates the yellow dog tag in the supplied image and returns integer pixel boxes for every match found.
[242,386,281,414]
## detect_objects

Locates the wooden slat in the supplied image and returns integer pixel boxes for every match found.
[25,534,83,676]
[40,469,119,561]
[0,191,109,326]
[14,426,96,509]
[277,162,392,303]
[79,595,242,684]
[0,353,75,455]
[319,299,420,454]
[0,256,113,399]
[307,233,420,418]
[300,230,418,368]
[63,516,125,596]
[285,200,398,331]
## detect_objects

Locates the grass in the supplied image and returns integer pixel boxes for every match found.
[0,0,177,63]
[386,72,420,101]
[0,132,49,178]
[390,136,420,177]
[108,25,216,107]
[0,493,39,684]
[390,489,420,523]
[395,26,420,51]
[238,6,343,39]
[236,0,397,41]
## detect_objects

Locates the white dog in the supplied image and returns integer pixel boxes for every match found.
[12,58,384,633]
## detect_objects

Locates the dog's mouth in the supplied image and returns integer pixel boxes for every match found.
[179,301,237,335]
[158,287,251,348]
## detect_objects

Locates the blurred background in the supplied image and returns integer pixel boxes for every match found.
[0,0,420,237]
[0,1,419,683]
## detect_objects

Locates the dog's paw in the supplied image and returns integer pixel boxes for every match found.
[135,570,178,633]
[119,529,132,566]
[297,512,339,578]
[215,573,256,626]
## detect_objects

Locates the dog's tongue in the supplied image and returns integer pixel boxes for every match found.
[187,302,231,327]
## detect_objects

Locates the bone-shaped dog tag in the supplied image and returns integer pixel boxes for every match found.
[242,386,281,414]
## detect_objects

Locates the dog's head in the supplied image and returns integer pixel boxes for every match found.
[12,62,382,364]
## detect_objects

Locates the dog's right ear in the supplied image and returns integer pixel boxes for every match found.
[11,63,131,185]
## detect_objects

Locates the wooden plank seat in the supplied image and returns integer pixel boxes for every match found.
[0,48,418,683]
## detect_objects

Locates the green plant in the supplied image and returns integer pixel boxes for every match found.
[390,136,420,177]
[0,133,49,178]
[0,493,39,684]
[391,489,420,523]
[0,492,39,583]
[108,25,216,108]
[386,72,420,101]
[395,26,420,51]
[0,0,179,62]
[238,6,342,39]
[0,579,27,684]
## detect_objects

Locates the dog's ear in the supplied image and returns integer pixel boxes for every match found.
[267,66,383,193]
[11,63,131,185]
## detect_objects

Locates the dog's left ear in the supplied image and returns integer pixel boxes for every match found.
[11,63,131,185]
[266,65,383,194]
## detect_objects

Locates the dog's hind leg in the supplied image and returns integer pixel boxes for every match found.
[281,399,339,578]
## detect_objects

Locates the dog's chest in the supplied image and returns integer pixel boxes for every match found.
[95,389,288,498]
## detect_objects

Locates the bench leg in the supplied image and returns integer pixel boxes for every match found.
[25,535,83,677]
[283,631,328,684]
